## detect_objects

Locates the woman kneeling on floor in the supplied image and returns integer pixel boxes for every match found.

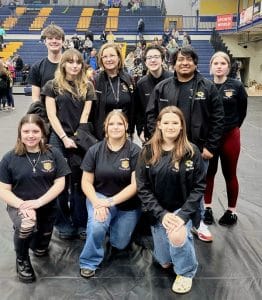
[136,106,206,294]
[0,114,71,283]
[79,110,141,278]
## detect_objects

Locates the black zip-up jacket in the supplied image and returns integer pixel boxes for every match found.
[136,144,206,225]
[135,69,173,137]
[90,70,135,140]
[146,71,224,154]
[216,77,247,132]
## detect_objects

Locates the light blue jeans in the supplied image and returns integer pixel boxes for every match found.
[79,193,141,271]
[151,217,198,278]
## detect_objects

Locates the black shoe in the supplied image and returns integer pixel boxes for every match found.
[219,210,238,226]
[204,207,214,225]
[16,257,36,283]
[80,268,95,278]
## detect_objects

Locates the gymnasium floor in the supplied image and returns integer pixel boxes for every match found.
[0,95,261,300]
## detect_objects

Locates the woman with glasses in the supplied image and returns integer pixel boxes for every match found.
[90,43,135,140]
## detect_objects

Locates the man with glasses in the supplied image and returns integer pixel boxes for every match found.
[135,45,173,143]
[146,47,224,242]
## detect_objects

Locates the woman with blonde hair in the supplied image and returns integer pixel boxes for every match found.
[203,51,247,226]
[136,106,206,294]
[41,48,97,239]
[90,43,135,140]
[79,110,141,278]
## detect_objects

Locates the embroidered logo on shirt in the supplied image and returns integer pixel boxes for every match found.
[195,91,206,100]
[41,160,54,172]
[185,160,194,171]
[120,158,130,170]
[224,89,234,98]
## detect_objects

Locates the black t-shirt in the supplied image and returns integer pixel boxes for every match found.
[177,78,194,140]
[81,139,141,210]
[0,147,71,205]
[146,151,183,212]
[28,57,57,88]
[105,76,132,118]
[41,80,96,136]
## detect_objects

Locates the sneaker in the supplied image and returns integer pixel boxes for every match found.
[172,275,192,294]
[204,207,214,225]
[80,268,95,278]
[219,210,238,226]
[191,221,213,242]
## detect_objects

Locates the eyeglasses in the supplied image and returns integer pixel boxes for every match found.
[101,54,117,60]
[145,55,161,61]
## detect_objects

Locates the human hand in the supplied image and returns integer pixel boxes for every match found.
[18,207,36,221]
[19,199,43,210]
[94,207,109,222]
[63,136,77,149]
[202,147,213,160]
[162,213,185,233]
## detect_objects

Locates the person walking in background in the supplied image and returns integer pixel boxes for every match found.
[90,43,135,141]
[0,60,10,111]
[41,48,97,240]
[136,106,206,294]
[79,110,141,278]
[0,114,71,283]
[146,47,224,242]
[137,18,145,39]
[204,51,247,226]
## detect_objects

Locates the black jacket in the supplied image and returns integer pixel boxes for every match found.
[136,144,206,225]
[135,69,173,137]
[216,77,247,132]
[91,70,135,140]
[146,71,224,154]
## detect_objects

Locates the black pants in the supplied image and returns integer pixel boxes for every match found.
[7,204,56,259]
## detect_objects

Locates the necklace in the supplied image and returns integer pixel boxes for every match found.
[25,151,41,173]
[108,76,120,103]
[107,139,126,151]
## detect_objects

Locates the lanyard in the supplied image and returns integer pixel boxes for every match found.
[108,76,120,103]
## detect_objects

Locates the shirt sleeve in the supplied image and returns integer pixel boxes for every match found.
[80,144,97,172]
[27,63,41,87]
[0,152,12,184]
[41,80,57,98]
[51,148,71,178]
[86,80,97,101]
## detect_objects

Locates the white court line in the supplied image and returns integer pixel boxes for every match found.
[241,145,262,163]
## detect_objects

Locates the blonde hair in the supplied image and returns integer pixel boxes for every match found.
[54,48,89,100]
[144,106,194,167]
[98,43,124,70]
[104,110,128,139]
[210,51,231,76]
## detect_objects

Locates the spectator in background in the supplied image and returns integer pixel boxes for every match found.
[137,18,145,39]
[162,28,171,47]
[0,60,10,111]
[8,0,16,16]
[106,30,115,43]
[172,28,180,45]
[86,48,99,71]
[126,0,134,11]
[98,0,106,16]
[0,24,6,45]
[182,32,191,47]
[85,29,94,42]
[100,30,107,44]
[13,54,24,73]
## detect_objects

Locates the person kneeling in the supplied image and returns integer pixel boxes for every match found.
[79,110,141,278]
[136,106,206,294]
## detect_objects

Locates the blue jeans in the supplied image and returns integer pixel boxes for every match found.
[151,217,198,278]
[79,193,141,270]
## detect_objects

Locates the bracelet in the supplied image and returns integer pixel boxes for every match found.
[60,135,67,140]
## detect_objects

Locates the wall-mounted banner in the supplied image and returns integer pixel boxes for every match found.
[216,14,233,30]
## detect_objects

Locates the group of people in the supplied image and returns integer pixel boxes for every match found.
[0,23,247,294]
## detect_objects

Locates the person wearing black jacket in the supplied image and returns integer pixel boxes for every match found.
[135,45,173,143]
[136,106,206,294]
[90,43,135,140]
[204,51,247,226]
[146,47,224,242]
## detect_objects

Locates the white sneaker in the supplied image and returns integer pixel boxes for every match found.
[191,220,213,242]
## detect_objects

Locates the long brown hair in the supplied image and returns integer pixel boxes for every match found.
[15,114,49,155]
[54,48,89,99]
[144,106,194,167]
